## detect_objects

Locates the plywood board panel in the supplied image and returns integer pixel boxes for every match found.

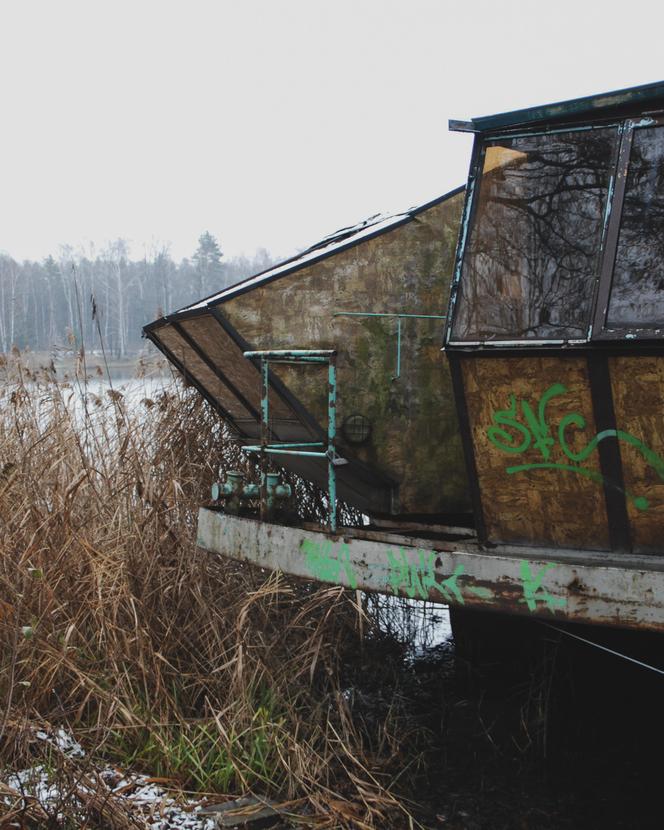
[610,355,664,552]
[462,356,610,549]
[221,195,469,515]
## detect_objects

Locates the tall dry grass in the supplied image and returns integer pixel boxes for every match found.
[0,352,425,828]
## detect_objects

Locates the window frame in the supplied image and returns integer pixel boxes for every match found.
[592,116,664,341]
[445,115,664,348]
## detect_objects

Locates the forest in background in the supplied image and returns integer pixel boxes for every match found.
[0,232,276,357]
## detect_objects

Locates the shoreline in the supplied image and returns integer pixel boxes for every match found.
[0,349,172,381]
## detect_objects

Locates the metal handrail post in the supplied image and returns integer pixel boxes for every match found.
[328,354,337,533]
[243,348,338,531]
[259,357,270,522]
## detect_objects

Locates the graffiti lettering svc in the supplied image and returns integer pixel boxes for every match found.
[487,383,664,510]
[519,562,566,612]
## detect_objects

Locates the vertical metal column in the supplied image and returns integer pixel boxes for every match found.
[394,317,402,380]
[259,357,270,523]
[327,355,337,533]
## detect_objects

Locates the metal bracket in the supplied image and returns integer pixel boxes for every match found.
[333,311,446,380]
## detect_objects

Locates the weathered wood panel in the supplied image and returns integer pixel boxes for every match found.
[220,194,469,515]
[610,355,664,552]
[462,356,610,549]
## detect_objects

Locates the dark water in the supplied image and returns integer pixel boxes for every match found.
[356,602,664,829]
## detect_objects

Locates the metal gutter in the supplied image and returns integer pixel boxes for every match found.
[467,80,664,133]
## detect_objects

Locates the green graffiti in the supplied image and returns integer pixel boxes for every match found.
[440,565,465,603]
[301,540,574,618]
[519,561,566,613]
[487,383,664,510]
[386,548,437,600]
[466,585,494,600]
[302,538,357,589]
[386,548,466,603]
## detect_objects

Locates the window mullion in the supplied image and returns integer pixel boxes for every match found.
[591,121,634,339]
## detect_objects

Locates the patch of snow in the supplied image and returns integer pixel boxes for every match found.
[3,761,216,830]
[6,764,60,807]
[35,727,85,758]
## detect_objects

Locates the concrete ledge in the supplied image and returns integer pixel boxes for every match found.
[197,509,664,632]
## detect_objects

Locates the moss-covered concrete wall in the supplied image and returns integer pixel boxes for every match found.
[220,193,469,515]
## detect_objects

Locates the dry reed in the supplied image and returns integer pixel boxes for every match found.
[0,352,423,828]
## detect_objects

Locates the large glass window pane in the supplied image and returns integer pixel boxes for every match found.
[607,126,664,328]
[451,129,618,341]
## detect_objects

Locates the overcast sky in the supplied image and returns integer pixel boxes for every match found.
[2,0,663,264]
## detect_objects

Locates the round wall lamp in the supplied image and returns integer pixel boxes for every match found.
[341,413,372,446]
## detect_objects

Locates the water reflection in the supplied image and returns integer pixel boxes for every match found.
[365,593,452,657]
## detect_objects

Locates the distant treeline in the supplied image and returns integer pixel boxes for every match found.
[0,233,275,357]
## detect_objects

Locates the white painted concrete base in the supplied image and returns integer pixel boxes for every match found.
[197,509,664,632]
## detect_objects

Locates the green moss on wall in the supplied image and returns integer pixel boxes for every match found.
[222,193,469,515]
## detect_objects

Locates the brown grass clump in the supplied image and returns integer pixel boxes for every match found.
[0,353,421,828]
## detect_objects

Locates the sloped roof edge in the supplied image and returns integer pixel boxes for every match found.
[468,79,664,133]
[144,185,464,331]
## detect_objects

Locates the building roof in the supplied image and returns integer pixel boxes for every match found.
[167,186,464,320]
[451,80,664,134]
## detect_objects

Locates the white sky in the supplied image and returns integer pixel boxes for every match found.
[1,0,663,264]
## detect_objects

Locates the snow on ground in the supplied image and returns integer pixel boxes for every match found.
[35,726,85,758]
[2,729,217,830]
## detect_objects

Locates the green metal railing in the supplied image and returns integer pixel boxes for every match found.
[241,349,339,532]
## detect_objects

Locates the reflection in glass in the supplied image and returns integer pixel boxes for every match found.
[451,129,617,341]
[607,126,664,327]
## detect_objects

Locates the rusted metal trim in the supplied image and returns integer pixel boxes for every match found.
[243,447,327,458]
[442,343,664,358]
[196,510,664,633]
[483,122,619,143]
[327,353,337,532]
[447,339,569,348]
[259,357,269,522]
[600,324,664,335]
[587,121,623,341]
[243,349,336,359]
[470,80,664,133]
[444,137,484,347]
[592,122,634,338]
[448,119,476,133]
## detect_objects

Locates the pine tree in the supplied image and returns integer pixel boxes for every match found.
[193,231,223,296]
